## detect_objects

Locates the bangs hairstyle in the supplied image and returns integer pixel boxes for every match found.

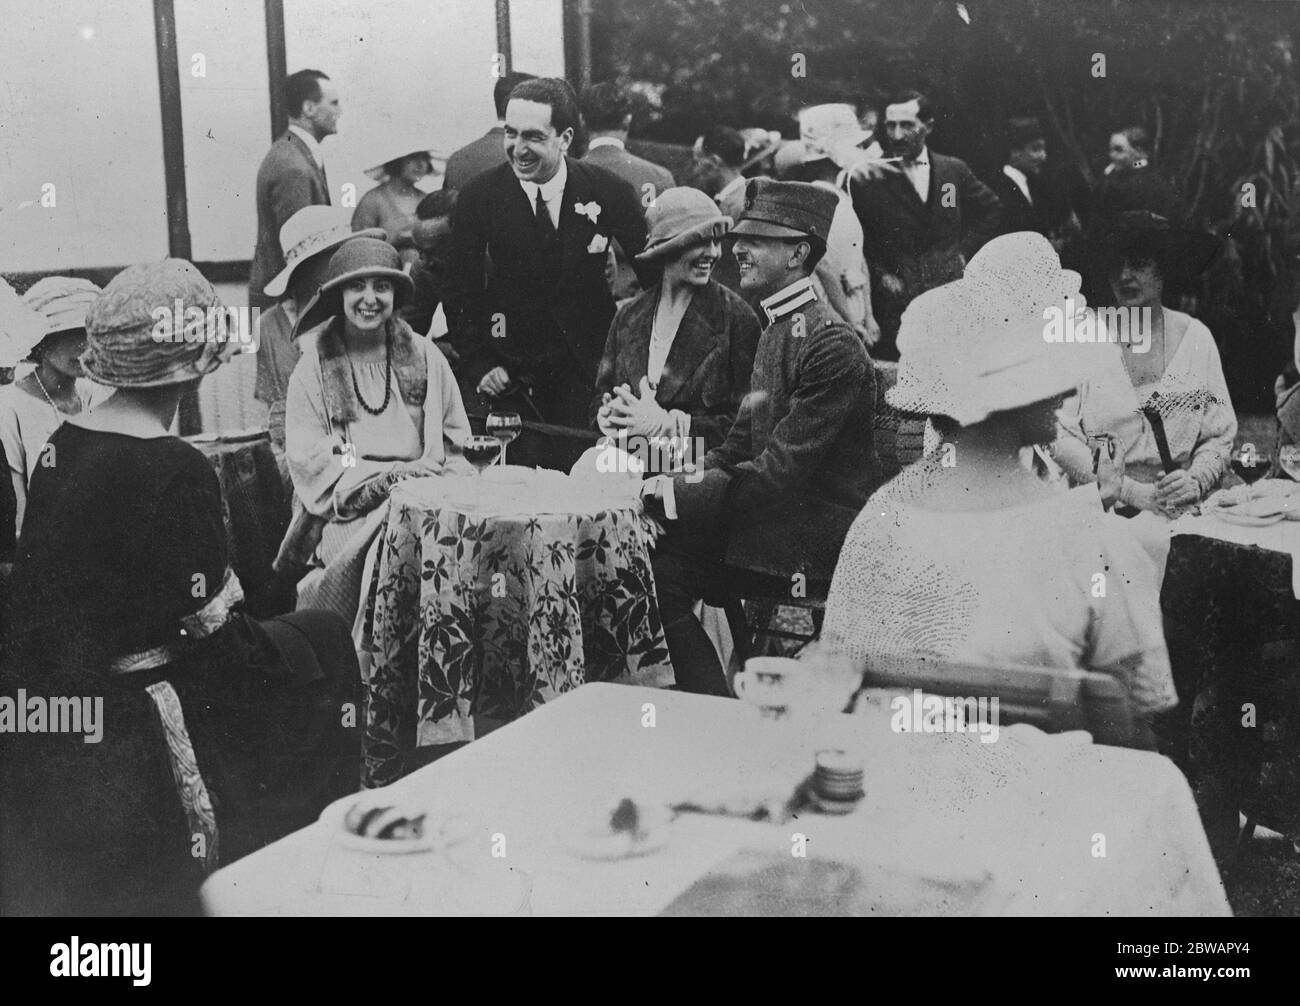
[1105,228,1175,280]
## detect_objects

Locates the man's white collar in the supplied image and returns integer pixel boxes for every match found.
[760,276,818,325]
[288,124,324,168]
[1003,163,1031,201]
[587,136,626,151]
[519,156,568,202]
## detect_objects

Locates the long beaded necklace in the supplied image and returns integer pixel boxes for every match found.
[33,370,73,419]
[348,327,393,416]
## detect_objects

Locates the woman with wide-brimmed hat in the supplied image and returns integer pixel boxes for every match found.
[1,259,360,914]
[0,276,112,534]
[350,140,442,266]
[257,206,386,471]
[819,232,1176,741]
[282,236,472,635]
[1055,210,1235,519]
[590,187,761,465]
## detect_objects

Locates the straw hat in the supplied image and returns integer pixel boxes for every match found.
[23,276,102,339]
[294,237,414,337]
[0,278,50,369]
[264,206,385,298]
[888,232,1090,427]
[738,128,783,172]
[363,142,444,182]
[798,104,873,167]
[635,187,732,262]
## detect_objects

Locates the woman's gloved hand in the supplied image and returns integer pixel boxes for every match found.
[608,377,671,439]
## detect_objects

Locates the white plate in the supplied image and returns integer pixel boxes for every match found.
[319,794,459,855]
[562,823,672,861]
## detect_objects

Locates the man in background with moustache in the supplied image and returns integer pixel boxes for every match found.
[642,179,878,696]
[444,77,648,469]
[849,89,1001,360]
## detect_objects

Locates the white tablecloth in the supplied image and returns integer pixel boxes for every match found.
[201,685,1229,916]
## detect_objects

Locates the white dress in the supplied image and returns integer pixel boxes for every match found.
[821,463,1177,716]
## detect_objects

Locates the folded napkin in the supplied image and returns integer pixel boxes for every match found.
[1174,483,1300,599]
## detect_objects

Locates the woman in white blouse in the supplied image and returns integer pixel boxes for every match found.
[1055,212,1235,514]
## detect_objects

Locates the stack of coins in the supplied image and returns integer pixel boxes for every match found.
[812,748,864,813]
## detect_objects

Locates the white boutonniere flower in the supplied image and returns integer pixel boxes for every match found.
[586,233,610,254]
[575,200,602,224]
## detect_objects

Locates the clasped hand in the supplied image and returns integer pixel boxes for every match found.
[597,377,670,439]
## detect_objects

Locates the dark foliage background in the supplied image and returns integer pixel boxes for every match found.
[591,0,1300,411]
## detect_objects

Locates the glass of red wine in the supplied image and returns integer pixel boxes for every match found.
[1231,443,1270,496]
[463,435,503,504]
[485,411,521,466]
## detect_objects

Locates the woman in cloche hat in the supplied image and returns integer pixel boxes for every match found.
[283,236,473,636]
[591,187,761,467]
[1,259,359,914]
[818,232,1177,746]
[0,275,111,535]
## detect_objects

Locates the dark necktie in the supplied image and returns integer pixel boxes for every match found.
[534,189,556,239]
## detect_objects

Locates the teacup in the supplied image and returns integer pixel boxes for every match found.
[732,657,805,718]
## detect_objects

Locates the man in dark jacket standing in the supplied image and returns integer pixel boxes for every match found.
[850,90,1001,360]
[644,179,878,696]
[249,70,338,311]
[581,80,675,301]
[444,77,648,461]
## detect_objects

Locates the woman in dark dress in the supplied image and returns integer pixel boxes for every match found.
[0,260,360,916]
[591,187,761,469]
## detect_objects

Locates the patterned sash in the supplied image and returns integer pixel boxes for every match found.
[144,680,220,872]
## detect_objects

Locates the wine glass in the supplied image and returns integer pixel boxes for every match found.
[462,435,502,503]
[1279,445,1300,482]
[1231,443,1270,495]
[485,411,521,466]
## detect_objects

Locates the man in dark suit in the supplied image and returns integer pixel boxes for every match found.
[580,80,674,301]
[990,117,1047,235]
[249,70,338,311]
[989,117,1081,245]
[849,90,1001,360]
[443,77,648,466]
[442,72,535,192]
[642,180,878,695]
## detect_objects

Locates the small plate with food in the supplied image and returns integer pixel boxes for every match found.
[322,793,457,854]
[563,797,674,861]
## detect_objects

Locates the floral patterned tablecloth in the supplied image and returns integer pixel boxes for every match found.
[361,476,673,787]
[188,433,290,596]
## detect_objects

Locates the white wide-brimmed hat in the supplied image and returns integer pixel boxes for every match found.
[23,275,102,338]
[265,206,386,298]
[798,103,873,166]
[0,278,51,368]
[363,142,445,182]
[888,232,1091,427]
